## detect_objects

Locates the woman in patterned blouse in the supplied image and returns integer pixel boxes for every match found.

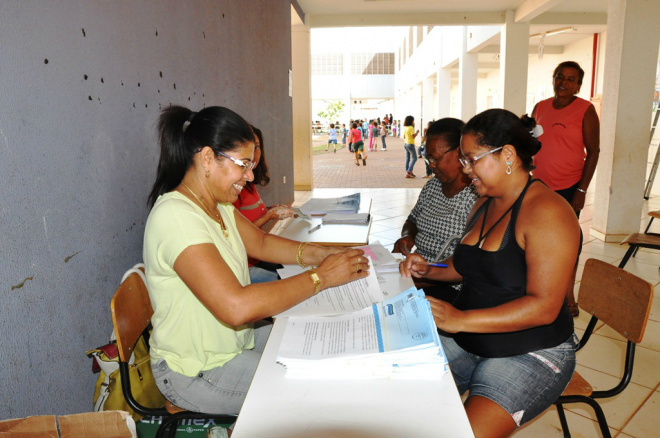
[393,118,478,301]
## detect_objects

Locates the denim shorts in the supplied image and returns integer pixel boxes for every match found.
[441,333,577,427]
[152,322,272,414]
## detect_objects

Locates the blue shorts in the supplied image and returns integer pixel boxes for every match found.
[328,139,337,144]
[441,334,577,427]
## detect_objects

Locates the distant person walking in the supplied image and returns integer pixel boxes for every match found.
[380,121,388,151]
[403,115,420,178]
[326,123,338,152]
[371,121,380,152]
[350,122,366,166]
[341,123,348,151]
[392,120,398,137]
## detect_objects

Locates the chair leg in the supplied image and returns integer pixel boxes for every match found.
[583,398,613,438]
[618,246,637,269]
[555,402,572,438]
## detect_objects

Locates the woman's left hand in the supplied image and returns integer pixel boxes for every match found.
[427,296,464,333]
[571,191,586,212]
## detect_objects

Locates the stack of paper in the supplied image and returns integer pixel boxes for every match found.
[298,193,361,216]
[322,213,370,225]
[276,288,448,379]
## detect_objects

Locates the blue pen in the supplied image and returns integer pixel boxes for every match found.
[425,262,448,268]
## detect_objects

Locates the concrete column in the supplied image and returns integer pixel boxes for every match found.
[459,26,478,121]
[436,67,451,119]
[591,0,660,241]
[291,23,312,191]
[499,10,529,114]
[423,76,434,125]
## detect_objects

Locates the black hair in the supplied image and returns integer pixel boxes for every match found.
[403,115,414,127]
[425,118,465,151]
[147,105,254,207]
[250,126,270,187]
[351,122,357,129]
[462,109,541,172]
[553,61,585,84]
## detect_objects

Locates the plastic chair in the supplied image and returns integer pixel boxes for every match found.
[111,269,237,438]
[554,258,653,438]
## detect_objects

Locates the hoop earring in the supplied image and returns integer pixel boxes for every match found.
[506,161,512,175]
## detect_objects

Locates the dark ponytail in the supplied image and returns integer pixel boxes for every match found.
[147,105,254,207]
[463,109,542,172]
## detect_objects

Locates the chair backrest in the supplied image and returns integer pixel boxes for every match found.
[579,258,654,343]
[110,270,154,362]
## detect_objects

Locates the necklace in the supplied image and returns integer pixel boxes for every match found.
[181,182,229,238]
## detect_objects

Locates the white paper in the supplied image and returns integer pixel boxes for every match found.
[276,258,384,317]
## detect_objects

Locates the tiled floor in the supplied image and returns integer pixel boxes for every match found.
[291,184,660,438]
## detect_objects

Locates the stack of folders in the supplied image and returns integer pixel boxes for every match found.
[276,288,448,379]
[321,213,370,225]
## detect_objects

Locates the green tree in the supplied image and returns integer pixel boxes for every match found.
[317,101,345,125]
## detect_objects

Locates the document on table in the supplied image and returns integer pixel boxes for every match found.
[298,193,361,216]
[276,287,448,379]
[276,260,384,317]
[322,213,370,225]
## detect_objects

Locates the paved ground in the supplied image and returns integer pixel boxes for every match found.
[311,134,430,188]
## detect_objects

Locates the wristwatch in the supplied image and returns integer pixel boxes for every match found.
[308,269,321,295]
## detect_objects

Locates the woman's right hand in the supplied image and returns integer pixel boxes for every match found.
[399,252,431,278]
[392,236,414,255]
[316,248,369,289]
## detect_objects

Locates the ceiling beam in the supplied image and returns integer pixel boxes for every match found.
[307,11,606,28]
[515,0,564,23]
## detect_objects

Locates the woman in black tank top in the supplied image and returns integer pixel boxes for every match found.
[400,109,580,438]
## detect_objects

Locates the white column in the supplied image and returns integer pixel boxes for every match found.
[436,67,451,119]
[423,76,434,125]
[291,23,312,191]
[499,10,529,114]
[591,0,660,241]
[459,27,478,121]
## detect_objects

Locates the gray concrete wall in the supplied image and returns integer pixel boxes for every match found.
[0,0,293,418]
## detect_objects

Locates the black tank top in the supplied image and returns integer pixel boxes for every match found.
[452,178,574,357]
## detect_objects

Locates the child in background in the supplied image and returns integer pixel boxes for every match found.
[341,123,348,151]
[380,121,388,151]
[372,121,380,152]
[326,123,338,152]
[367,120,375,152]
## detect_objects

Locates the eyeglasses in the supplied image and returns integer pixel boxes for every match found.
[458,146,503,168]
[424,149,452,166]
[217,151,256,172]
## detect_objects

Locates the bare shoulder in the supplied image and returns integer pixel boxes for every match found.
[518,181,580,240]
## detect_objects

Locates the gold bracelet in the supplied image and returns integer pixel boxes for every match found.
[296,242,309,268]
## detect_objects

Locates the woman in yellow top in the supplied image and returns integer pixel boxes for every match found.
[403,115,420,178]
[144,105,369,415]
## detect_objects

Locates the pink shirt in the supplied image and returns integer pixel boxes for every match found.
[532,97,593,191]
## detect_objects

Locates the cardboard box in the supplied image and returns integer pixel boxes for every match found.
[0,411,135,438]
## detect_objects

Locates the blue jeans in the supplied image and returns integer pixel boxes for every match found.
[249,265,279,283]
[404,143,417,173]
[441,334,577,427]
[381,135,387,149]
[152,322,272,414]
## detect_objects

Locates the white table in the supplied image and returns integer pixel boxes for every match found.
[231,272,475,438]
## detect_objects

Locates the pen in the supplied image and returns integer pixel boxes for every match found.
[308,224,322,234]
[423,262,448,268]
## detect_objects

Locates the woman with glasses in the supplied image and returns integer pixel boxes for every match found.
[144,105,369,415]
[232,126,295,283]
[401,109,579,438]
[392,118,478,302]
